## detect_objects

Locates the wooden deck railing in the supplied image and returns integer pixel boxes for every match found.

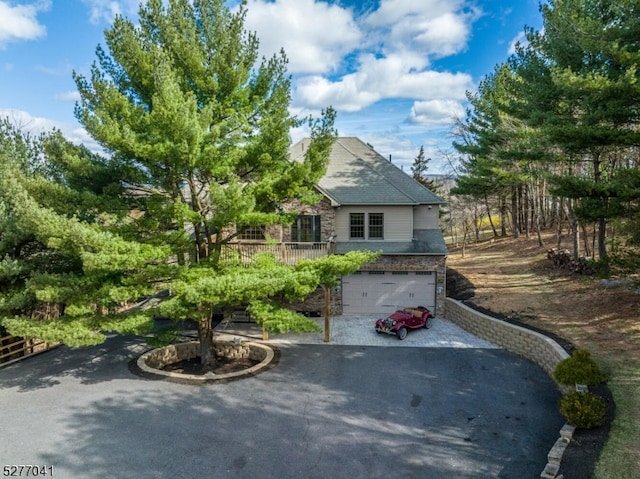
[221,242,329,265]
[0,334,56,366]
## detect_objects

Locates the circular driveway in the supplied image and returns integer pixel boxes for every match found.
[0,328,564,479]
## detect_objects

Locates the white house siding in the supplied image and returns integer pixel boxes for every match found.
[335,205,412,242]
[413,205,440,230]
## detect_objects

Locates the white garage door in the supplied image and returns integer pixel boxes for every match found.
[341,271,436,315]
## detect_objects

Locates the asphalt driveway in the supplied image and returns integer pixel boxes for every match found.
[0,333,564,479]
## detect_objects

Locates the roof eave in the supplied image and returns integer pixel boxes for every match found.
[315,185,341,207]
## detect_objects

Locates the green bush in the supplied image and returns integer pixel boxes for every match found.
[559,391,607,429]
[554,349,606,386]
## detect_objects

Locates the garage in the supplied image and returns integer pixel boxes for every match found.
[341,271,436,315]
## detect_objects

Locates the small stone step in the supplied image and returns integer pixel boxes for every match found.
[560,424,575,442]
[540,462,560,479]
[548,437,568,465]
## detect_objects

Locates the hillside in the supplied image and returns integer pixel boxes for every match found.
[446,233,640,479]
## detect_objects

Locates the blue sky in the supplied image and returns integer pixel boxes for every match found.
[0,0,543,174]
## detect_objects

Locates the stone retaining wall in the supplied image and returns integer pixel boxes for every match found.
[144,341,267,369]
[445,298,570,378]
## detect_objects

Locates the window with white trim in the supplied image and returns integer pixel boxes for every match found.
[368,213,384,239]
[349,213,365,239]
[350,212,384,240]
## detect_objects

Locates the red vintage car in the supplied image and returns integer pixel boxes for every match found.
[374,306,434,340]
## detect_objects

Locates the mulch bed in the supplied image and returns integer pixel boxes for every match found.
[446,268,614,479]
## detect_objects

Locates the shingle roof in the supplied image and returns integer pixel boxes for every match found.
[290,137,446,206]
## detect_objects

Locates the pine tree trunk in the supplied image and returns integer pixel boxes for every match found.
[598,217,607,260]
[535,209,544,247]
[500,196,507,236]
[523,185,530,239]
[511,185,519,238]
[484,194,498,237]
[197,317,217,367]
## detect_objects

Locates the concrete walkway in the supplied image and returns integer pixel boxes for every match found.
[215,315,500,349]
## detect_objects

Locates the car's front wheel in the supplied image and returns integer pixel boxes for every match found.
[425,317,434,329]
[397,327,408,340]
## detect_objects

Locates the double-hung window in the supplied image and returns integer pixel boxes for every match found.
[350,212,383,240]
[368,213,384,239]
[349,213,365,239]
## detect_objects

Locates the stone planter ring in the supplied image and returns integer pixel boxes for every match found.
[133,340,278,384]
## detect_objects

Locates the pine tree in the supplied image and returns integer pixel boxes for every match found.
[1,0,377,366]
[411,146,436,190]
[507,0,640,259]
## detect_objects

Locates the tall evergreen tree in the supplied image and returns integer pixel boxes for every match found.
[1,0,376,366]
[507,0,640,259]
[453,65,550,240]
[411,146,437,191]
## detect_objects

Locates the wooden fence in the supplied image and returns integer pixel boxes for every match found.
[0,333,56,367]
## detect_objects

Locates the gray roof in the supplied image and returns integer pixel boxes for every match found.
[290,137,446,206]
[335,229,448,256]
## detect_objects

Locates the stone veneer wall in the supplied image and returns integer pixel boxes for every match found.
[445,298,570,379]
[275,196,339,315]
[220,192,336,243]
[275,195,336,242]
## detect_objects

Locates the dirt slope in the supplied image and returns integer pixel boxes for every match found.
[446,234,639,357]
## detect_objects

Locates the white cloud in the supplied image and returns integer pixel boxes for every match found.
[364,0,478,58]
[0,108,58,133]
[409,12,472,57]
[408,100,465,126]
[508,31,527,55]
[80,0,139,24]
[0,108,103,154]
[35,61,73,76]
[0,0,50,48]
[54,91,81,102]
[258,0,478,131]
[294,54,474,112]
[365,0,465,27]
[67,126,104,153]
[245,0,362,74]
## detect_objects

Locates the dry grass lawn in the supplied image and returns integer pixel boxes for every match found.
[447,233,640,479]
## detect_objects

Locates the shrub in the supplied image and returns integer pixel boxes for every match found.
[559,391,606,429]
[553,349,606,386]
